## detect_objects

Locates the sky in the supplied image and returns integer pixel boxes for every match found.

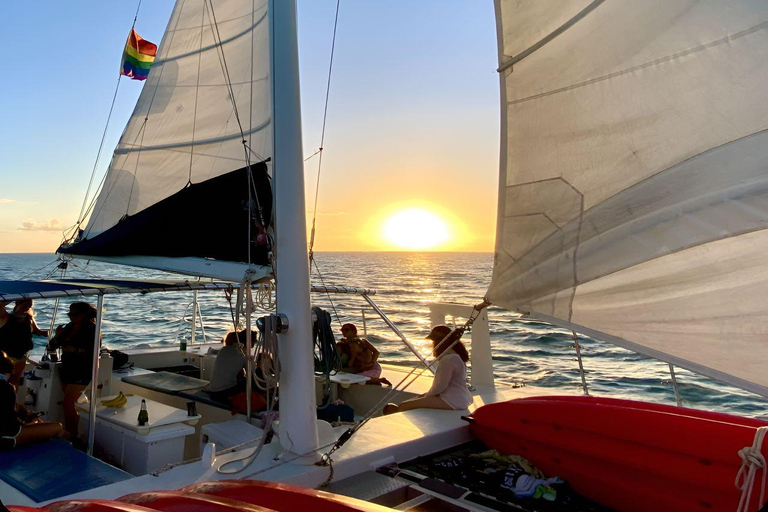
[0,1,500,254]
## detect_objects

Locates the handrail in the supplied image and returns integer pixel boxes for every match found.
[361,293,434,374]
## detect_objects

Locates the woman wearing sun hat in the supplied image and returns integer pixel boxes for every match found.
[383,325,473,414]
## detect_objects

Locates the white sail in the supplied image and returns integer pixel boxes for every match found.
[60,0,273,282]
[488,0,768,396]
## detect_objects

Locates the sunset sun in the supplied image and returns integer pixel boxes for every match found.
[382,208,450,250]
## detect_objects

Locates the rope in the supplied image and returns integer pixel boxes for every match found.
[571,330,589,396]
[313,307,342,408]
[736,426,768,512]
[132,0,143,27]
[17,259,60,280]
[47,262,68,343]
[216,412,276,474]
[311,258,342,328]
[68,75,122,243]
[668,363,682,407]
[252,317,280,411]
[308,0,341,262]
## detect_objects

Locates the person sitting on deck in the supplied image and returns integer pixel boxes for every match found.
[0,299,48,387]
[336,323,391,386]
[205,329,251,403]
[0,350,62,450]
[48,302,98,438]
[383,325,472,414]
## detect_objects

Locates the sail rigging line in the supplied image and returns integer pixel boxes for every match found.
[318,300,490,482]
[18,259,61,281]
[46,262,69,343]
[668,364,683,407]
[131,0,143,28]
[123,118,151,218]
[204,0,269,266]
[571,331,589,396]
[186,4,207,185]
[308,0,341,263]
[308,0,342,263]
[69,74,124,243]
[311,258,342,328]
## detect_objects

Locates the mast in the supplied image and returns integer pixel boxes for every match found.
[270,0,319,456]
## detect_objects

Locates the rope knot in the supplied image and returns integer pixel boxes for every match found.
[738,447,766,470]
[735,426,768,512]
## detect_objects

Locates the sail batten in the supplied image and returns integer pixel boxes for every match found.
[60,0,273,282]
[490,0,768,395]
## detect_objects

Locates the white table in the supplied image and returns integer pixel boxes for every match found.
[76,394,200,475]
[330,372,370,388]
[77,394,200,435]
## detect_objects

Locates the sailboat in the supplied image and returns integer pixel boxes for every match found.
[3,0,768,511]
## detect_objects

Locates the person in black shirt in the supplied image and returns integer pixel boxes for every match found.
[0,350,62,450]
[0,299,48,387]
[48,302,98,437]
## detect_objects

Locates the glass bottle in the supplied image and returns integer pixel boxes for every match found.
[137,399,149,426]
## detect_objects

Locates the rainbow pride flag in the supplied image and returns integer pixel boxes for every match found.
[120,28,157,81]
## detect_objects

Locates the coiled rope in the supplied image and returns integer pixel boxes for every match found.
[736,426,768,512]
[313,306,342,408]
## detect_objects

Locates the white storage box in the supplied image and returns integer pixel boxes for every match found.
[200,420,263,453]
[80,416,194,476]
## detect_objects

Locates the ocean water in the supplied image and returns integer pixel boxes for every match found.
[2,252,766,419]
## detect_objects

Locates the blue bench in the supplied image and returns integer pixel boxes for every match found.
[0,439,130,502]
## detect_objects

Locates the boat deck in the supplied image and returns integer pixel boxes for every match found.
[1,360,564,507]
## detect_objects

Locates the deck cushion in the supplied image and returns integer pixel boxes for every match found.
[0,439,130,502]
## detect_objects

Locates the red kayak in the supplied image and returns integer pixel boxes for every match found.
[8,480,394,512]
[470,396,768,512]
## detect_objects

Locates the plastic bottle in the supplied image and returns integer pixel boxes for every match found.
[137,399,149,426]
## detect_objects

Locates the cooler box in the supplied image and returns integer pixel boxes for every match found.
[200,420,263,453]
[80,416,194,476]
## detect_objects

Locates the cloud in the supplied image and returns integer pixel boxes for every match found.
[18,219,63,232]
[0,198,15,204]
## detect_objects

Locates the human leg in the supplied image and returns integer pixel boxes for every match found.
[16,421,63,446]
[62,383,86,437]
[383,395,453,415]
[398,395,453,411]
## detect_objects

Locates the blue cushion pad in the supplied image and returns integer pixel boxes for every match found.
[0,438,130,502]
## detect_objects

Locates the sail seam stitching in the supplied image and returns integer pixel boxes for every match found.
[497,0,605,73]
[153,10,267,66]
[113,119,271,155]
[507,18,768,106]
